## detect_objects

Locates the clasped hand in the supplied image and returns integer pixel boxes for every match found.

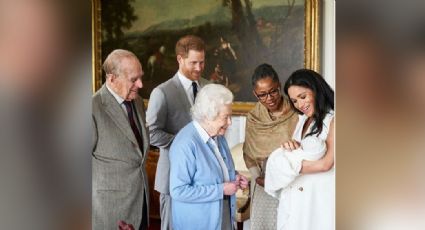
[223,174,249,195]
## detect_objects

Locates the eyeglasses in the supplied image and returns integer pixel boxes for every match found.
[255,88,281,101]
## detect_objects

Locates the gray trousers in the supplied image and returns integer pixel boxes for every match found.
[160,193,173,230]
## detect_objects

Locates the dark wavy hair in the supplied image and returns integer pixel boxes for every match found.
[283,69,334,137]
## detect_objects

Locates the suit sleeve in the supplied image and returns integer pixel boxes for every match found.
[146,87,175,148]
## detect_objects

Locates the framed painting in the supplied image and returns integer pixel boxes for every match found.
[93,0,319,114]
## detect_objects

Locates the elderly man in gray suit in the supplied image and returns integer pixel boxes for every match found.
[146,35,210,230]
[92,49,150,230]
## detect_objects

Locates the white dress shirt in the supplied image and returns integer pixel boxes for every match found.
[106,84,126,114]
[106,84,140,129]
[177,71,200,106]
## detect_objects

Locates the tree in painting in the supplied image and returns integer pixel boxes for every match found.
[101,0,138,62]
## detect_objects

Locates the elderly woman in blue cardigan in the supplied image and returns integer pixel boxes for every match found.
[169,84,249,230]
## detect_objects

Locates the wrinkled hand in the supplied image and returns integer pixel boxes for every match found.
[223,181,239,195]
[118,220,135,230]
[236,174,249,189]
[255,176,265,187]
[281,139,300,151]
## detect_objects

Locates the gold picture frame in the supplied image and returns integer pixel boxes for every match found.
[92,0,320,115]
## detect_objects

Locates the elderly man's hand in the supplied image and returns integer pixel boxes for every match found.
[118,220,135,230]
[223,181,238,195]
[236,174,249,189]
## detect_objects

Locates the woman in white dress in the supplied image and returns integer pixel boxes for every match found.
[265,69,335,230]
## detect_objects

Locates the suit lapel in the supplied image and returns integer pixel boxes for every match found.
[100,85,139,147]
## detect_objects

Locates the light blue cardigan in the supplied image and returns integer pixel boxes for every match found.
[169,122,237,230]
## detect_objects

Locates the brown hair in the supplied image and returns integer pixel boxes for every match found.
[175,35,205,58]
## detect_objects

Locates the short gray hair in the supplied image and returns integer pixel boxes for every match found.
[191,84,233,122]
[103,49,138,77]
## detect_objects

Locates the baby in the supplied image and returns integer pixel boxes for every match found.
[264,135,326,198]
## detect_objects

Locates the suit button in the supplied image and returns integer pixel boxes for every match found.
[298,187,303,191]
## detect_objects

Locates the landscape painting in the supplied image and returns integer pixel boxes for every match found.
[95,0,319,113]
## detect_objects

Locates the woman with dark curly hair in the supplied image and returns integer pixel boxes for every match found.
[243,63,298,229]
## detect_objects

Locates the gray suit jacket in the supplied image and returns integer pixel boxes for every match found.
[92,84,150,230]
[146,73,209,194]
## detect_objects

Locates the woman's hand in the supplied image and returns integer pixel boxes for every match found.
[223,181,239,195]
[255,176,264,187]
[281,139,301,151]
[300,118,334,173]
[236,174,249,189]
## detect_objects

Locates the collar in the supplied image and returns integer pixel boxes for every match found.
[178,71,199,91]
[106,83,125,105]
[193,120,213,144]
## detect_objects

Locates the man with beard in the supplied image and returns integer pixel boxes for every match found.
[146,35,210,230]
